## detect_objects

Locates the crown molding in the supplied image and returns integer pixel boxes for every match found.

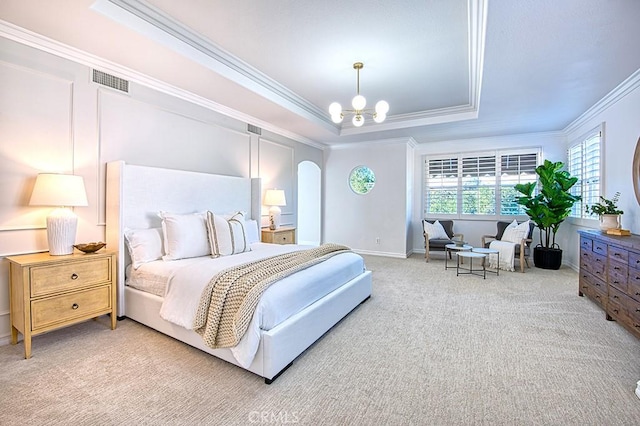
[92,0,336,134]
[564,68,640,135]
[0,19,325,150]
[328,137,417,151]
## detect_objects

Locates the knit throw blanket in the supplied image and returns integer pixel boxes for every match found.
[193,243,351,349]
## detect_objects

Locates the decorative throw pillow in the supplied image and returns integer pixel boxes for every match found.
[124,227,164,269]
[159,211,210,260]
[206,211,250,257]
[244,219,260,244]
[423,220,450,240]
[502,220,530,243]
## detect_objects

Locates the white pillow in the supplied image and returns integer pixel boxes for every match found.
[206,211,250,257]
[159,211,210,260]
[244,219,260,244]
[124,227,164,269]
[423,220,449,240]
[502,220,530,243]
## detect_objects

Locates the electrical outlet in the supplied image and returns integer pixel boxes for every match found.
[375,237,380,244]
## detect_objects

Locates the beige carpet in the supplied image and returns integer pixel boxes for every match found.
[1,254,640,425]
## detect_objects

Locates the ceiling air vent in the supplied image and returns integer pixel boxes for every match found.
[247,124,262,135]
[92,69,129,93]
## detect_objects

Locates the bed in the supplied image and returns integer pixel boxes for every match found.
[105,161,372,383]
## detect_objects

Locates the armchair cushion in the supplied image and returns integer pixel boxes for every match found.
[423,220,450,240]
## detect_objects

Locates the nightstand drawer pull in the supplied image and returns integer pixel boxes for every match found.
[71,273,78,280]
[72,303,79,310]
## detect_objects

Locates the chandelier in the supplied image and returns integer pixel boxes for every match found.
[329,62,389,127]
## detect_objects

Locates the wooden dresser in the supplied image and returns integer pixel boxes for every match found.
[578,230,640,338]
[261,226,296,245]
[7,251,117,359]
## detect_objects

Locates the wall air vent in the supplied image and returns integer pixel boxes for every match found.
[247,124,262,135]
[92,69,129,93]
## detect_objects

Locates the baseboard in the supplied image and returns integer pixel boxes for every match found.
[636,381,640,400]
[353,249,408,258]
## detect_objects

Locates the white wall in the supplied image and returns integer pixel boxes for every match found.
[324,140,413,257]
[0,36,322,343]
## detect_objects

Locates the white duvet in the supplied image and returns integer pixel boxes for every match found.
[128,243,365,367]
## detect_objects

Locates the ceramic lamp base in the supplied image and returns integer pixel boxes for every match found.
[268,205,282,230]
[47,208,78,255]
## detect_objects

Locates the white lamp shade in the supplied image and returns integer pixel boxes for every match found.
[375,100,389,115]
[351,94,366,111]
[264,189,286,206]
[352,115,364,127]
[329,102,342,116]
[29,174,88,207]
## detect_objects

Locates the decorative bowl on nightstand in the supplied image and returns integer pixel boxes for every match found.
[74,242,106,253]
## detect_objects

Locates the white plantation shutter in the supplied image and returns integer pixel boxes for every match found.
[500,153,538,215]
[461,156,496,215]
[424,157,458,215]
[568,129,601,218]
[423,149,540,217]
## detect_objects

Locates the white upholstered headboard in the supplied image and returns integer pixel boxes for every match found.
[105,161,261,316]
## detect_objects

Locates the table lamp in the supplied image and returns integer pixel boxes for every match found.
[29,173,88,255]
[264,189,286,230]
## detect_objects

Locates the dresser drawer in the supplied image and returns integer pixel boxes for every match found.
[31,285,111,330]
[580,237,593,251]
[629,270,640,302]
[608,286,628,316]
[273,231,294,244]
[592,240,608,257]
[608,245,628,264]
[630,252,640,270]
[608,259,629,293]
[579,271,607,308]
[580,250,606,278]
[30,257,111,297]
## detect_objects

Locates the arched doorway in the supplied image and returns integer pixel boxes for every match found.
[297,161,321,245]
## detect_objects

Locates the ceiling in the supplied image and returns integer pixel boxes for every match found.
[1,0,639,146]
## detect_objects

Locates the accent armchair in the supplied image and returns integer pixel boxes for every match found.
[423,219,463,262]
[481,221,534,273]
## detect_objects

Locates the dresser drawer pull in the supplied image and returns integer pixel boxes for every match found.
[72,303,79,310]
[613,266,620,270]
[596,258,602,262]
[636,308,640,313]
[613,280,619,284]
[612,295,619,299]
[71,273,78,280]
[612,309,619,314]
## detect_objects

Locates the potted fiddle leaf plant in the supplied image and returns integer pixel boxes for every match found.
[585,192,623,231]
[514,160,581,270]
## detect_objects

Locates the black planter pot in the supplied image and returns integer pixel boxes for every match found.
[533,246,563,270]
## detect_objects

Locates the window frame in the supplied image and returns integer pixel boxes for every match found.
[423,148,541,220]
[567,124,604,223]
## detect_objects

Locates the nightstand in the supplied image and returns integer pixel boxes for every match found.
[7,251,117,359]
[261,227,296,245]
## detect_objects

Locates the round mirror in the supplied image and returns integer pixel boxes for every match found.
[349,165,376,195]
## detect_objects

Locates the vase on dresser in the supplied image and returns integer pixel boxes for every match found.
[599,214,621,231]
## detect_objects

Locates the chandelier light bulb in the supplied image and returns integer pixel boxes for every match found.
[331,114,344,124]
[373,113,386,123]
[329,102,342,116]
[352,94,366,111]
[375,100,389,115]
[352,114,364,127]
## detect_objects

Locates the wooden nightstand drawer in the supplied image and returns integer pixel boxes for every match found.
[31,257,111,297]
[32,285,111,330]
[261,227,296,245]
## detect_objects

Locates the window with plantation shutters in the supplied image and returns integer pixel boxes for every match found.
[423,149,540,218]
[568,128,602,219]
[500,153,538,215]
[462,156,496,215]
[424,157,458,215]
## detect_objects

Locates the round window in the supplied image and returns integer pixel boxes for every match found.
[349,165,376,195]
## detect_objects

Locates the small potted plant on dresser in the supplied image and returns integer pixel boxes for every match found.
[585,191,624,231]
[514,160,581,270]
